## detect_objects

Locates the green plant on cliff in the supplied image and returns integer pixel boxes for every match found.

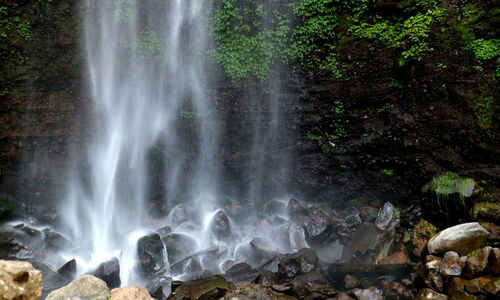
[209,0,292,81]
[0,6,32,42]
[466,39,500,60]
[474,85,496,131]
[422,172,476,208]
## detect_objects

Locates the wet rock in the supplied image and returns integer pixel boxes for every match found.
[43,229,73,250]
[411,219,437,257]
[427,222,489,255]
[379,251,408,265]
[110,286,154,300]
[463,246,492,278]
[288,223,309,251]
[441,251,462,277]
[381,280,413,299]
[263,200,287,217]
[32,262,70,299]
[0,225,46,260]
[291,272,331,296]
[359,206,379,223]
[481,222,500,242]
[168,275,233,300]
[353,287,383,300]
[163,233,198,264]
[414,288,448,300]
[287,198,308,220]
[345,212,362,228]
[146,275,172,300]
[278,248,318,279]
[168,205,189,226]
[57,259,77,279]
[210,210,231,241]
[91,257,121,289]
[316,240,343,263]
[46,275,110,300]
[156,226,172,239]
[303,209,332,243]
[471,202,500,222]
[342,223,381,262]
[484,277,500,296]
[0,260,42,300]
[225,262,260,283]
[375,202,399,232]
[250,237,279,261]
[489,247,500,275]
[137,233,167,277]
[261,255,285,273]
[170,257,203,278]
[255,270,282,287]
[344,274,361,289]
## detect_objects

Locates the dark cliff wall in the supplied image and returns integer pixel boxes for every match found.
[0,0,497,224]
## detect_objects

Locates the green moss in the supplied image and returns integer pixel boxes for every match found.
[422,172,476,201]
[466,39,500,60]
[474,85,496,131]
[471,202,499,219]
[380,169,395,176]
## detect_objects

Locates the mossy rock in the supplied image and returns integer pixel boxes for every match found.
[471,202,500,222]
[422,172,476,199]
[411,219,437,257]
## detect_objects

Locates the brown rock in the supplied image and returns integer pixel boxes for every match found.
[0,260,42,300]
[471,202,500,222]
[464,277,491,294]
[489,248,500,275]
[480,222,500,242]
[414,288,448,300]
[332,292,355,300]
[379,251,408,265]
[463,246,492,278]
[344,274,361,289]
[411,219,437,257]
[110,286,154,300]
[448,277,479,300]
[425,258,444,291]
[483,277,500,296]
[381,280,413,299]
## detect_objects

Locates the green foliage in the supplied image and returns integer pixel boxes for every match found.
[380,169,395,176]
[0,6,32,42]
[466,39,500,60]
[422,172,476,202]
[350,2,444,60]
[209,0,292,81]
[474,86,496,130]
[377,103,395,113]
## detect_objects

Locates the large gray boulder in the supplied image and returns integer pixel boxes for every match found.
[427,222,489,255]
[0,260,42,300]
[46,275,110,300]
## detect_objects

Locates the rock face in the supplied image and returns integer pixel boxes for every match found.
[427,222,489,255]
[278,248,318,279]
[46,275,110,300]
[110,286,154,300]
[91,256,121,289]
[0,260,42,300]
[137,233,167,276]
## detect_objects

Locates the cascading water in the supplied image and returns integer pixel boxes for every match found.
[58,0,297,288]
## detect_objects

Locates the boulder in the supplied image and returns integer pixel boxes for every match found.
[250,237,279,262]
[375,202,399,232]
[315,241,343,263]
[167,204,189,226]
[411,219,437,257]
[0,260,42,300]
[287,198,308,220]
[353,287,383,300]
[447,277,478,300]
[278,248,318,279]
[263,200,287,217]
[168,275,233,300]
[303,209,332,243]
[481,222,500,242]
[489,247,500,275]
[427,222,489,255]
[170,256,203,277]
[359,206,379,222]
[57,259,77,279]
[471,202,500,222]
[441,251,462,277]
[344,274,361,289]
[424,258,444,291]
[110,286,154,300]
[156,226,172,239]
[484,277,500,296]
[381,280,414,299]
[163,233,198,263]
[137,233,167,277]
[224,262,260,283]
[287,223,309,252]
[342,223,382,262]
[91,257,121,289]
[414,288,448,300]
[32,262,70,298]
[146,275,172,300]
[333,292,355,300]
[46,275,110,300]
[0,225,45,260]
[464,277,490,294]
[379,251,408,265]
[210,210,231,241]
[463,246,492,278]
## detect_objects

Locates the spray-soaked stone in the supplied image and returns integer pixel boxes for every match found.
[57,259,76,279]
[263,200,287,217]
[250,237,278,262]
[288,223,308,252]
[168,205,189,227]
[303,209,332,243]
[32,262,70,299]
[146,275,172,300]
[137,233,166,277]
[210,210,231,240]
[163,233,197,264]
[287,199,308,221]
[224,262,260,283]
[170,256,203,278]
[375,202,399,232]
[91,257,121,289]
[278,248,318,279]
[156,226,172,239]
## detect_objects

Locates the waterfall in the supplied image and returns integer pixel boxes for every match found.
[63,0,219,284]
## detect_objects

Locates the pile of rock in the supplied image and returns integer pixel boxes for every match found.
[417,222,499,299]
